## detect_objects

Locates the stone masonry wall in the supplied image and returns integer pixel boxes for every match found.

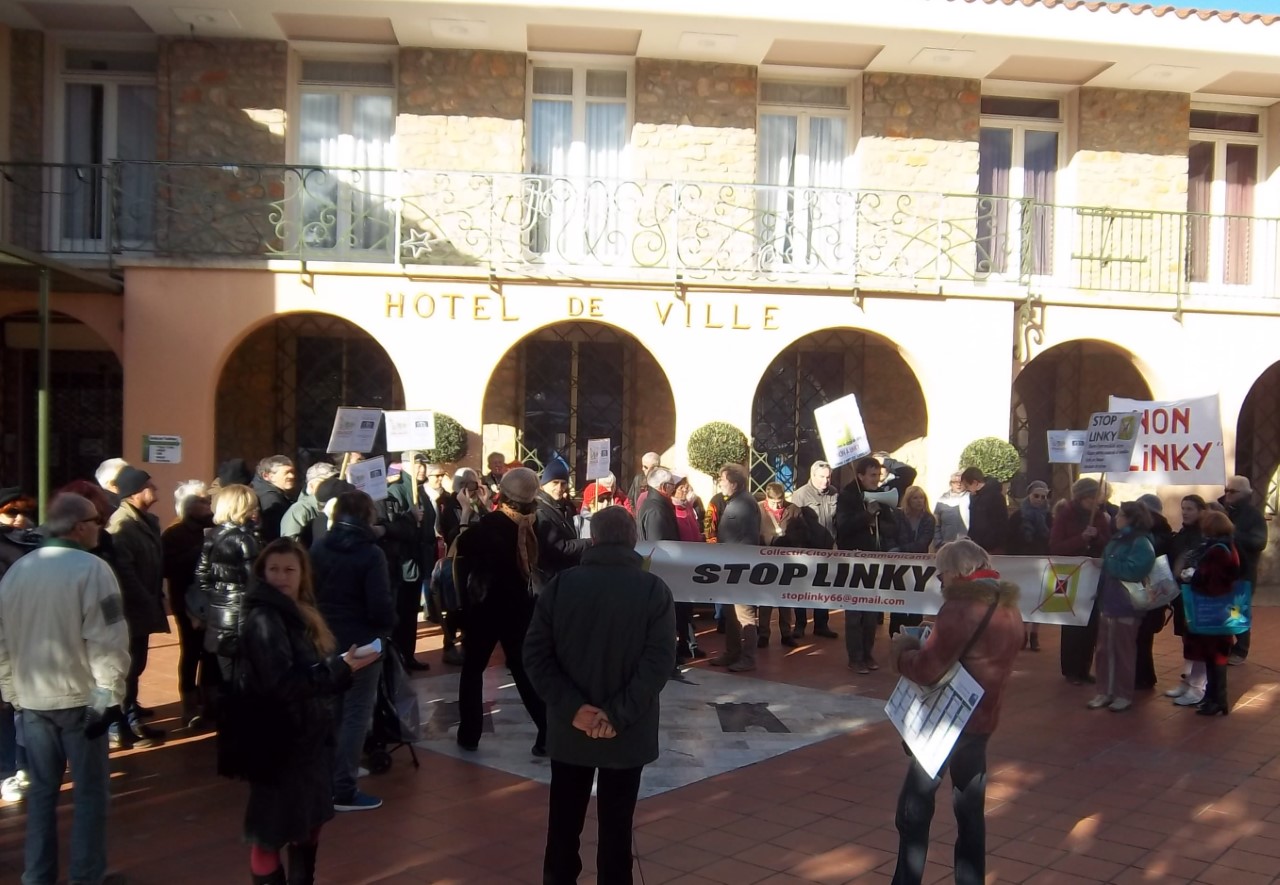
[858,74,981,279]
[7,30,44,251]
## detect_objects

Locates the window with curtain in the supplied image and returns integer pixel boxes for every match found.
[527,64,630,261]
[1188,108,1261,287]
[756,81,850,270]
[58,48,158,249]
[977,96,1060,277]
[297,60,396,256]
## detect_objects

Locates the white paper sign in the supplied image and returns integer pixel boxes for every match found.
[1079,411,1141,473]
[1047,430,1087,464]
[1107,395,1227,485]
[346,455,388,501]
[585,438,611,481]
[384,410,436,452]
[142,434,182,464]
[326,408,382,454]
[885,663,985,779]
[813,394,871,469]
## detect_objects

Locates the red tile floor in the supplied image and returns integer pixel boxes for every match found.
[5,609,1280,884]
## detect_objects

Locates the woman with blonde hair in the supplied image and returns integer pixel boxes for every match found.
[225,538,377,885]
[195,483,263,679]
[890,485,935,637]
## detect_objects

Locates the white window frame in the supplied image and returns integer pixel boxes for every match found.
[755,73,856,273]
[979,91,1067,282]
[525,56,634,266]
[1188,101,1266,293]
[287,48,398,261]
[47,37,158,253]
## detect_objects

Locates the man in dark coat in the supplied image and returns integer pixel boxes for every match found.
[454,468,548,754]
[524,506,675,885]
[788,461,839,639]
[835,456,901,673]
[311,490,394,812]
[106,466,168,746]
[251,455,297,542]
[533,460,589,590]
[637,467,694,666]
[1222,475,1268,665]
[383,454,438,672]
[626,451,660,510]
[961,467,1009,554]
[708,463,763,672]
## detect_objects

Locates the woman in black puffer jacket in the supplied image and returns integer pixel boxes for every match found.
[196,483,263,678]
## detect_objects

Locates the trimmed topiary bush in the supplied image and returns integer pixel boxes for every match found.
[687,421,749,476]
[959,437,1021,482]
[421,413,468,464]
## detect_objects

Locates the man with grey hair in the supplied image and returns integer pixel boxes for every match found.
[251,454,297,542]
[525,505,675,885]
[0,493,130,885]
[789,460,839,639]
[281,461,339,547]
[627,451,661,510]
[638,467,696,667]
[95,458,129,509]
[1220,475,1267,665]
[161,480,214,727]
[710,463,763,672]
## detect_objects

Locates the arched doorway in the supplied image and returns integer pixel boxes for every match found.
[481,322,675,489]
[1010,340,1151,500]
[751,329,927,493]
[0,310,122,491]
[1237,362,1280,520]
[215,313,404,468]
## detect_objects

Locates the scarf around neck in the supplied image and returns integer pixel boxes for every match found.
[499,502,538,580]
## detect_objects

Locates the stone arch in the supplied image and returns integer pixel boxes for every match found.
[214,312,404,468]
[1236,361,1280,520]
[480,320,676,489]
[0,309,122,491]
[750,328,928,493]
[1010,339,1152,500]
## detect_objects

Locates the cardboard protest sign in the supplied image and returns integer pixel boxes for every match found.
[585,438,611,481]
[813,394,871,469]
[1107,396,1226,485]
[384,410,435,452]
[346,455,389,501]
[1079,411,1141,473]
[327,408,382,454]
[1047,430,1086,464]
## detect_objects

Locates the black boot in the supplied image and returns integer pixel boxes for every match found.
[252,867,286,885]
[1197,664,1229,716]
[287,842,318,885]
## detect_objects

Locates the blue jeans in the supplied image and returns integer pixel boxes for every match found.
[331,658,382,803]
[21,707,110,885]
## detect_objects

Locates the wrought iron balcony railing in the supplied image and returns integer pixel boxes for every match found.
[2,160,1278,299]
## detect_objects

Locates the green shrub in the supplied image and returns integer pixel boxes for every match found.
[687,421,749,476]
[959,437,1021,482]
[421,413,468,464]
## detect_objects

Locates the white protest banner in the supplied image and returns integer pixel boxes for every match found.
[1107,395,1226,485]
[1047,430,1086,464]
[813,394,871,469]
[346,455,389,501]
[1079,411,1141,473]
[638,542,1100,625]
[585,438,611,481]
[886,664,985,779]
[327,408,382,454]
[383,410,435,452]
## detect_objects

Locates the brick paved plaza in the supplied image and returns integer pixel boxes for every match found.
[5,610,1280,884]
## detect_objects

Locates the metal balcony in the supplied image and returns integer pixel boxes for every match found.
[2,160,1277,299]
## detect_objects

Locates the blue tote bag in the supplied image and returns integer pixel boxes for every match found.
[1182,580,1252,636]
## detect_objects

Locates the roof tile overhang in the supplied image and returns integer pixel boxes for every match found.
[949,0,1279,26]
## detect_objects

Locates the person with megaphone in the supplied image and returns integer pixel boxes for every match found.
[835,456,902,673]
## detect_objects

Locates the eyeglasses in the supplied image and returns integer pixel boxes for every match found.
[78,516,105,527]
[428,473,446,479]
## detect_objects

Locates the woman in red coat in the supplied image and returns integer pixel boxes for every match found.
[1182,510,1241,716]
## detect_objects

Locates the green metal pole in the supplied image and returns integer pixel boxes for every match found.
[37,267,50,524]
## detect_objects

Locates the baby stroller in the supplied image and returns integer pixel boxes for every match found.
[362,642,422,774]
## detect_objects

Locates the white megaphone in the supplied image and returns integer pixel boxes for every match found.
[864,488,900,508]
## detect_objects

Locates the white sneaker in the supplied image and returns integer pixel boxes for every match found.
[1165,682,1189,698]
[357,766,370,778]
[1174,689,1206,706]
[1087,694,1114,709]
[0,771,27,802]
[1108,698,1133,712]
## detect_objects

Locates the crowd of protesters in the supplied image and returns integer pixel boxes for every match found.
[0,444,1268,884]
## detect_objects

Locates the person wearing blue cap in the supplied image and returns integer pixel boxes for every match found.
[533,459,589,591]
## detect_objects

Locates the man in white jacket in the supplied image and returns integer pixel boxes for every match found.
[0,493,130,885]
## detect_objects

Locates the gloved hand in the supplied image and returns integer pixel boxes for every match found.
[84,704,123,740]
